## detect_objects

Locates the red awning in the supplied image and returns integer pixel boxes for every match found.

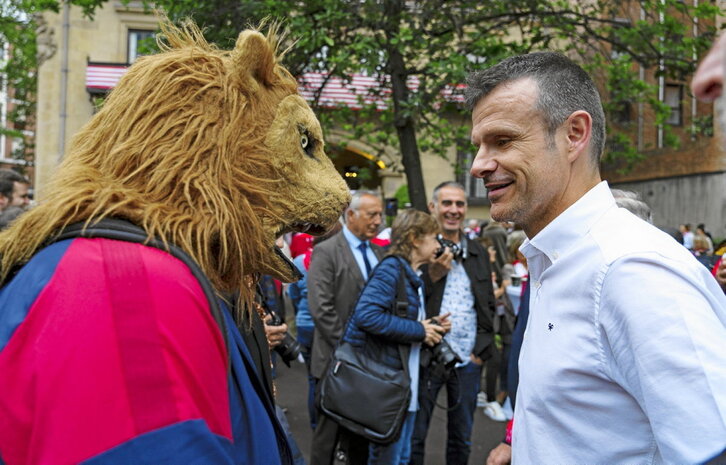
[85,63,464,108]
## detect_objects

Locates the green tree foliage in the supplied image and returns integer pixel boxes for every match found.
[6,0,723,207]
[0,0,43,168]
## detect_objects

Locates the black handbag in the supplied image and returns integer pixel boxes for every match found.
[319,258,412,444]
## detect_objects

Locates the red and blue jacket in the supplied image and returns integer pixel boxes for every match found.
[0,237,291,464]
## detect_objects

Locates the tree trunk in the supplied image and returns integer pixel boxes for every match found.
[386,0,428,212]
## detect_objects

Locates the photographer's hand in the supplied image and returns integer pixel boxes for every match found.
[263,314,288,348]
[429,248,453,283]
[434,312,452,333]
[421,319,446,346]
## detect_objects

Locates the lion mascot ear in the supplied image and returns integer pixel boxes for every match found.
[230,30,277,92]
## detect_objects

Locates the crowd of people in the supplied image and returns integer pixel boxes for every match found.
[240,43,726,465]
[267,181,726,465]
[0,16,725,465]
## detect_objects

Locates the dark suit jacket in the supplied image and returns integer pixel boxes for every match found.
[307,230,384,379]
[239,309,275,405]
[421,236,496,361]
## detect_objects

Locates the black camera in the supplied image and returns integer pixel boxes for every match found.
[425,320,463,371]
[266,310,304,366]
[434,234,463,260]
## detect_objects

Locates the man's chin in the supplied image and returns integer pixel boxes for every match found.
[489,206,509,224]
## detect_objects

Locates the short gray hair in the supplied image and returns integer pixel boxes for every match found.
[431,181,466,203]
[345,190,379,221]
[464,52,606,165]
[611,188,652,223]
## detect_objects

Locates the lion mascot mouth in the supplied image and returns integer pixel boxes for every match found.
[0,18,350,307]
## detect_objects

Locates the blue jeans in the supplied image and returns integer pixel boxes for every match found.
[275,405,307,465]
[296,324,317,430]
[368,412,416,465]
[410,362,482,465]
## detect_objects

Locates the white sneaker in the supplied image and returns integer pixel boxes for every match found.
[502,396,514,420]
[476,392,488,408]
[483,401,507,422]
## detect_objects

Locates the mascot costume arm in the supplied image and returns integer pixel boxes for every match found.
[0,18,350,465]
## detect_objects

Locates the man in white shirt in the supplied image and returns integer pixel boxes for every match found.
[679,223,695,250]
[466,52,726,464]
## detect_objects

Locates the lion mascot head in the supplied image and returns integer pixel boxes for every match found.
[0,19,350,307]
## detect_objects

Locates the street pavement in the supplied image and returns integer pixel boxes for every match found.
[276,358,507,464]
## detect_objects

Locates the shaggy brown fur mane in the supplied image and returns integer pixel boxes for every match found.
[0,19,300,310]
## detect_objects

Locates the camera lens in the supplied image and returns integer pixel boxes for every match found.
[275,333,303,365]
[430,338,463,370]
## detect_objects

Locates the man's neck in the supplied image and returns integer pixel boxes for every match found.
[343,224,366,243]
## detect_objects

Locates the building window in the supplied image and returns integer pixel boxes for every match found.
[664,84,683,126]
[127,29,155,63]
[456,148,489,204]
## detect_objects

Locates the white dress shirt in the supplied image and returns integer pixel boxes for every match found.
[513,181,726,464]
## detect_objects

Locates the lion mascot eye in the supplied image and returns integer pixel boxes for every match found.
[300,130,316,158]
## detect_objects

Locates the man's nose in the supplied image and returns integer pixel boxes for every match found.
[469,147,497,179]
[692,33,726,102]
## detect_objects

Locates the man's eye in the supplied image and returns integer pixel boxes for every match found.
[496,138,512,147]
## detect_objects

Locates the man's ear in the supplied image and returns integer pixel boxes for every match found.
[0,194,8,209]
[428,201,435,214]
[565,110,592,163]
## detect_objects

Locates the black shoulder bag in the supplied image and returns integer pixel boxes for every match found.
[319,258,412,444]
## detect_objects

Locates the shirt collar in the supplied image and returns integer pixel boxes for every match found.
[521,181,616,264]
[342,224,366,249]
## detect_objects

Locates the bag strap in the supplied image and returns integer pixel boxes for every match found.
[50,217,231,370]
[392,256,412,375]
[394,258,409,319]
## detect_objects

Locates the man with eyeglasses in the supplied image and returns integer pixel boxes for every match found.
[308,190,385,465]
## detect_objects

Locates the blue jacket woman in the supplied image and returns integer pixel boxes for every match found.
[341,209,449,465]
[343,255,424,370]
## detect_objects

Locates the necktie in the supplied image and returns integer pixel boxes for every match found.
[358,242,372,278]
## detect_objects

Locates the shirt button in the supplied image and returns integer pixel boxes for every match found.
[534,281,542,289]
[553,251,560,260]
